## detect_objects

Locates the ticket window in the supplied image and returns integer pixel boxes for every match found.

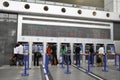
[18,42,29,53]
[47,43,57,52]
[96,44,105,54]
[60,43,70,51]
[32,42,43,64]
[73,43,83,63]
[60,43,70,56]
[23,44,29,54]
[85,44,94,60]
[85,44,94,54]
[107,44,115,59]
[32,43,43,54]
[107,44,115,54]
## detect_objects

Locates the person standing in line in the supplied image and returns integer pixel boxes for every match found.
[66,45,71,65]
[60,45,67,64]
[33,44,39,66]
[46,44,52,64]
[51,44,58,65]
[13,44,19,65]
[75,44,81,65]
[89,45,94,64]
[18,43,24,66]
[98,45,105,67]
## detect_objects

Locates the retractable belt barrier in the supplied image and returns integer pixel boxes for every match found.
[75,53,120,73]
[102,53,108,72]
[45,54,49,75]
[64,54,71,74]
[60,54,65,68]
[80,53,91,73]
[21,55,29,76]
[117,54,120,71]
[77,54,81,68]
[91,53,95,67]
[26,54,31,70]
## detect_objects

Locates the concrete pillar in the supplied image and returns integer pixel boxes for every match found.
[43,42,47,64]
[70,43,74,63]
[82,43,86,63]
[57,42,60,60]
[94,43,96,63]
[29,41,32,68]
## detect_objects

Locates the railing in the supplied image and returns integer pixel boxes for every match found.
[9,0,104,11]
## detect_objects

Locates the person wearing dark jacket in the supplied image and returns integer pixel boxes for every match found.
[51,44,58,65]
[66,46,71,65]
[75,45,81,65]
[89,45,94,64]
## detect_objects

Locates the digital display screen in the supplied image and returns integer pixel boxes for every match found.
[22,24,110,39]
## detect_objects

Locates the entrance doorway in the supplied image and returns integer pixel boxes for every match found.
[47,43,58,65]
[32,42,43,66]
[73,43,82,64]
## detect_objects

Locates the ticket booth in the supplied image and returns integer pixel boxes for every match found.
[73,43,83,64]
[107,44,115,59]
[32,42,43,66]
[85,43,94,60]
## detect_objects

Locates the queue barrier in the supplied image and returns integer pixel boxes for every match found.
[21,55,29,76]
[65,54,71,74]
[60,54,65,68]
[45,54,49,75]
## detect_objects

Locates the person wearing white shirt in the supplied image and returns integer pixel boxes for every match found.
[98,47,105,55]
[98,45,105,67]
[18,43,24,66]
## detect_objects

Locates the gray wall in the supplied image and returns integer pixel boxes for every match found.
[12,0,104,8]
[0,13,17,66]
[113,22,120,40]
[46,0,104,8]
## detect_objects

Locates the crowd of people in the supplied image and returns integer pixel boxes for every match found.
[10,43,105,67]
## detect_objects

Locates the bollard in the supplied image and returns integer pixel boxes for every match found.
[60,54,65,68]
[117,55,120,71]
[26,54,31,70]
[102,53,108,72]
[87,54,90,73]
[114,54,118,66]
[22,55,29,76]
[45,54,49,75]
[91,53,95,67]
[65,54,71,74]
[78,54,81,68]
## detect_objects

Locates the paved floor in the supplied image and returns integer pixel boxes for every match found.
[49,61,120,80]
[0,65,42,80]
[0,61,120,80]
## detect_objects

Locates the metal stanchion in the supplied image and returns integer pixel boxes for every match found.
[65,54,71,74]
[117,55,120,71]
[26,54,31,70]
[60,54,65,68]
[87,54,90,73]
[78,54,81,68]
[91,53,95,67]
[102,53,108,72]
[45,54,49,75]
[114,54,118,66]
[21,55,29,76]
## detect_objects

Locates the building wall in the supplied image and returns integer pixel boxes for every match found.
[0,13,17,66]
[104,0,113,12]
[113,22,120,40]
[26,0,104,8]
[104,0,120,13]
